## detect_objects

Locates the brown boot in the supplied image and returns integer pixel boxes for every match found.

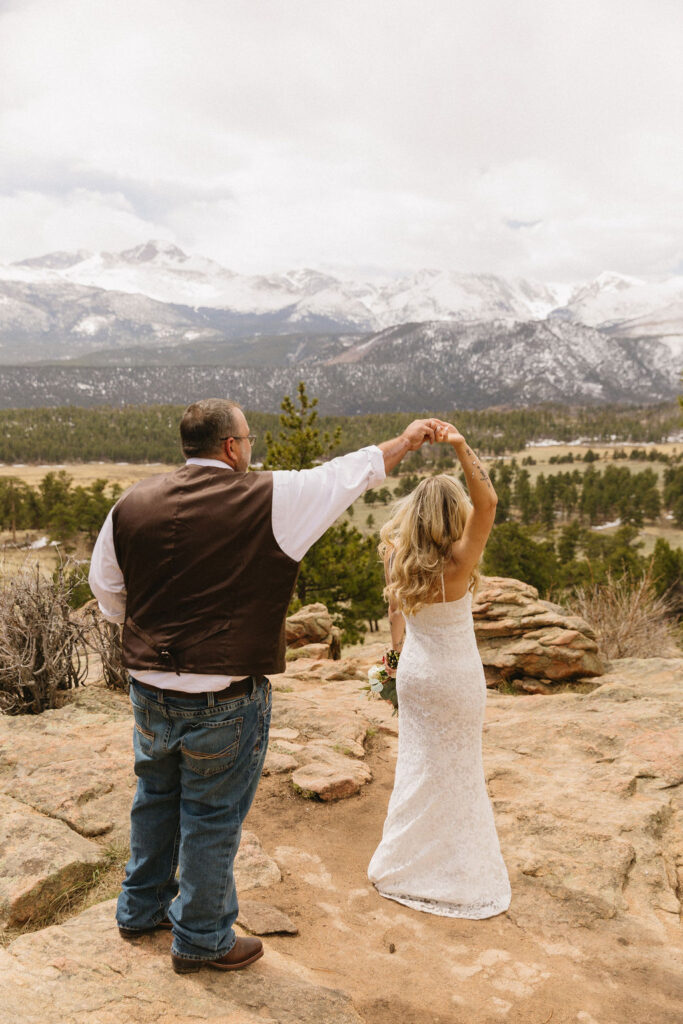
[171,936,264,974]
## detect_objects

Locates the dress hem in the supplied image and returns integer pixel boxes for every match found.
[374,886,511,920]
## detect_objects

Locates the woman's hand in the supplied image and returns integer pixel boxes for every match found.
[434,420,464,446]
[383,649,400,678]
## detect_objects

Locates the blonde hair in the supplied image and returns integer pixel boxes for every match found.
[379,474,480,615]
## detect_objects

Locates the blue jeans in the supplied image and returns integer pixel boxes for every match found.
[116,676,272,960]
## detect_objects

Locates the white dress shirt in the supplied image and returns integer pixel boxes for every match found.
[88,446,386,692]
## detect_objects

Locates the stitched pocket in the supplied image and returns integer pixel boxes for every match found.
[181,717,243,777]
[134,720,154,756]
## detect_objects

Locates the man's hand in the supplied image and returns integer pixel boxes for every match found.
[400,419,440,451]
[379,418,440,474]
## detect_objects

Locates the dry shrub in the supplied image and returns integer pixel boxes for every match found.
[0,564,88,714]
[567,567,680,660]
[83,605,127,690]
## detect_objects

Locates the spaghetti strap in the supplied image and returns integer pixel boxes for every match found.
[441,571,446,603]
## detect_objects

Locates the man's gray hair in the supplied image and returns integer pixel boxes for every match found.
[180,399,241,458]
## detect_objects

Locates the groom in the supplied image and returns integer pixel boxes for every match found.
[89,398,439,974]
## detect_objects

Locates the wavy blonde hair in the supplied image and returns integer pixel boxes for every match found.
[378,474,480,615]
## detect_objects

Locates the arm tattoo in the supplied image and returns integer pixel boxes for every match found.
[465,446,493,489]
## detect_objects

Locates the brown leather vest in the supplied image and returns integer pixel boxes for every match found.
[111,464,299,676]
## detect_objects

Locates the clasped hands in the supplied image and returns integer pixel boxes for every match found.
[401,417,464,449]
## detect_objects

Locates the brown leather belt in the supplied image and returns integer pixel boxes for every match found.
[131,676,256,700]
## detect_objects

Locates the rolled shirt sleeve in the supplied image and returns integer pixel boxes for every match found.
[88,507,127,623]
[271,444,386,562]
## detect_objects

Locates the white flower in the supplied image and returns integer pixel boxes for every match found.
[368,664,385,693]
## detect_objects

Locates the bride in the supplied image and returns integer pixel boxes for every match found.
[367,420,512,918]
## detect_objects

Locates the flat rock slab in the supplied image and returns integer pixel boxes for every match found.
[234,831,282,891]
[0,899,362,1024]
[0,794,104,929]
[0,702,134,841]
[483,657,683,930]
[237,899,298,935]
[270,688,371,758]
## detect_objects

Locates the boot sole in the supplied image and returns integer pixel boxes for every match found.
[172,947,264,974]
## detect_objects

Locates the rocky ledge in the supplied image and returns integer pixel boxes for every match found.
[0,651,680,1021]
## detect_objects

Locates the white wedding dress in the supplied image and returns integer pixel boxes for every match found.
[368,579,512,918]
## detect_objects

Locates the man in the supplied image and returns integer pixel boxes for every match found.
[89,398,439,974]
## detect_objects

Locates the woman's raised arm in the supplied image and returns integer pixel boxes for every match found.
[435,422,497,571]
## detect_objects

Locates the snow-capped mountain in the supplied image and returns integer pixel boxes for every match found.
[0,241,681,410]
[4,240,681,341]
[0,319,675,412]
[554,270,683,342]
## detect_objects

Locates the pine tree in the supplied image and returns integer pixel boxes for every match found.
[264,384,379,642]
[263,381,341,470]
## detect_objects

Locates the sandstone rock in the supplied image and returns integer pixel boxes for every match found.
[262,749,299,775]
[0,899,363,1024]
[0,795,105,929]
[517,676,555,694]
[317,658,366,681]
[286,603,341,659]
[0,702,134,841]
[292,749,372,801]
[234,831,281,891]
[237,899,298,935]
[269,727,300,740]
[473,575,606,684]
[270,689,370,758]
[484,657,683,929]
[286,642,331,661]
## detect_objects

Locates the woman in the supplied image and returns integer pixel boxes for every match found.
[367,421,511,918]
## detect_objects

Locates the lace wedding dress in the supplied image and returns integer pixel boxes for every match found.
[368,581,512,918]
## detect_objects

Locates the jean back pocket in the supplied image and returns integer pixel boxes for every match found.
[181,717,243,777]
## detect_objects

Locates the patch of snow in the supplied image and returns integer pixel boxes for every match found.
[591,519,622,531]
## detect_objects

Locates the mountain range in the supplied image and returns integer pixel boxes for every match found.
[0,241,681,411]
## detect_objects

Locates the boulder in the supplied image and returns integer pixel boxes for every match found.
[291,748,372,801]
[473,576,606,685]
[285,603,342,659]
[0,795,105,929]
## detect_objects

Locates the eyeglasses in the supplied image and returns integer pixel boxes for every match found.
[220,434,257,445]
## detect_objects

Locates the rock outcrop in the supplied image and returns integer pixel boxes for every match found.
[0,795,105,929]
[472,576,606,689]
[0,900,362,1024]
[285,603,342,660]
[0,655,681,1022]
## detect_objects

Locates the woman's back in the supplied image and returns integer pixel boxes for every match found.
[368,573,511,918]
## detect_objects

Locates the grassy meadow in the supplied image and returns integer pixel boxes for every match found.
[2,440,681,575]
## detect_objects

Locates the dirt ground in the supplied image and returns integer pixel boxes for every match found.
[243,738,680,1024]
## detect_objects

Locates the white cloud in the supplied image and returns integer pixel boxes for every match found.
[0,0,681,278]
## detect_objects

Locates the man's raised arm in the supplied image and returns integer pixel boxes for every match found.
[270,418,439,563]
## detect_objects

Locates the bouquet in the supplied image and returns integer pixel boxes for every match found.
[367,649,399,713]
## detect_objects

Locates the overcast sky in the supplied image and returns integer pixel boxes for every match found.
[0,0,681,280]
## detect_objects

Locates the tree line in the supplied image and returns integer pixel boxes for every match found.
[0,472,122,543]
[0,400,680,465]
[2,386,682,642]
